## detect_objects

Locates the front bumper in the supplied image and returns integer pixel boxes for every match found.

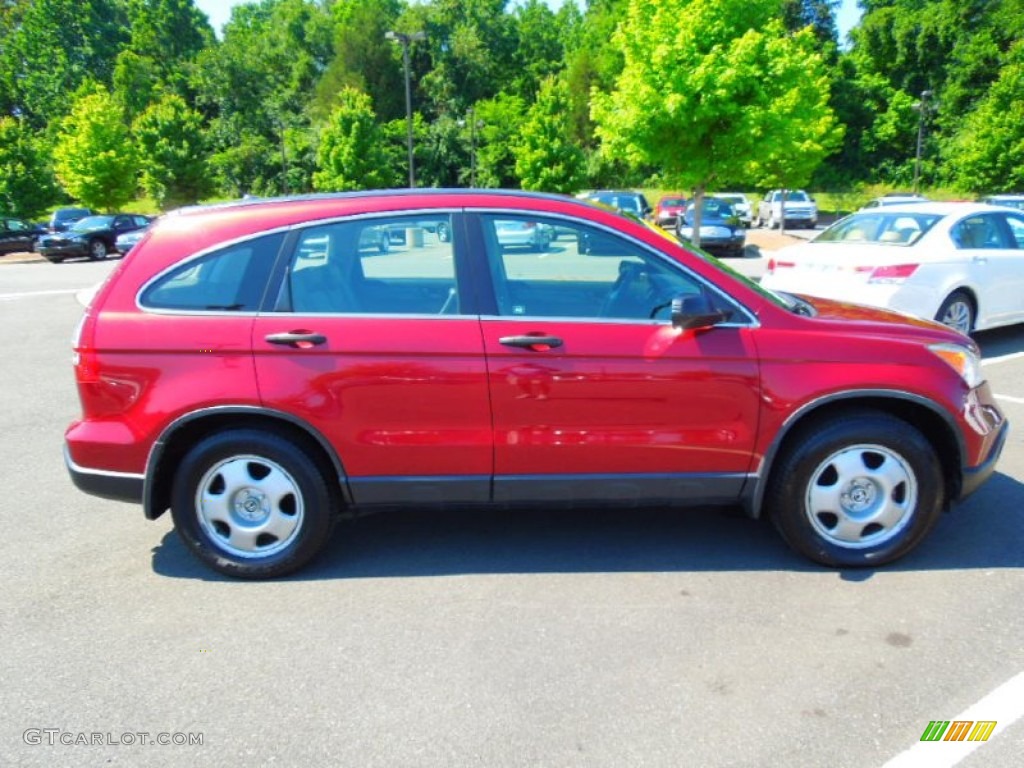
[38,243,88,261]
[958,387,1008,500]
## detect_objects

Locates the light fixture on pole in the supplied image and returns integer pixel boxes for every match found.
[913,89,933,195]
[385,30,426,188]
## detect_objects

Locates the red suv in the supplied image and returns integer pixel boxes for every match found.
[65,191,1007,578]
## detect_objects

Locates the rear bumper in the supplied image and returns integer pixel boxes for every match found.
[64,445,144,504]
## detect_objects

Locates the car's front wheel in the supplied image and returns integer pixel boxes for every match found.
[171,429,337,578]
[766,411,944,567]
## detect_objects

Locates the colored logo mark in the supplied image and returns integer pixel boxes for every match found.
[920,720,997,742]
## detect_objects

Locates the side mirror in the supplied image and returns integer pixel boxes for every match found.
[671,293,730,330]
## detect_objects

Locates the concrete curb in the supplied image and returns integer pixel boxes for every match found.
[0,251,48,265]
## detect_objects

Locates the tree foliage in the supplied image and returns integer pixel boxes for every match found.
[593,0,842,224]
[0,117,59,219]
[3,0,1024,213]
[134,93,213,209]
[313,88,395,191]
[515,76,585,194]
[53,88,138,211]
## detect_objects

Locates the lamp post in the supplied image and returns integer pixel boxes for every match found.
[385,30,426,188]
[913,89,933,195]
[459,108,483,187]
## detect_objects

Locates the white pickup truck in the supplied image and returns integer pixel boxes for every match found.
[755,189,818,229]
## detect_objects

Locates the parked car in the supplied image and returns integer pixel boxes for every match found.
[756,190,818,229]
[675,197,746,257]
[653,194,688,229]
[980,194,1024,211]
[115,220,155,254]
[860,193,929,210]
[1,216,45,254]
[495,219,554,251]
[580,190,652,220]
[37,214,152,262]
[48,207,93,232]
[760,202,1024,334]
[714,193,753,227]
[65,190,1006,578]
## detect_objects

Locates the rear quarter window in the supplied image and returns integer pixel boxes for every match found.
[139,233,283,312]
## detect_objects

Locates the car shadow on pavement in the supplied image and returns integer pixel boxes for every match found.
[150,470,1024,581]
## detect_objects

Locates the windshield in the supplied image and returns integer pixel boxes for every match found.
[773,191,810,203]
[641,219,800,313]
[684,199,735,223]
[814,212,942,246]
[659,197,686,207]
[70,215,114,232]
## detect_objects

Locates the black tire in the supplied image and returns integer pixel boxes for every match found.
[88,239,108,260]
[935,290,975,335]
[765,411,944,567]
[170,429,337,578]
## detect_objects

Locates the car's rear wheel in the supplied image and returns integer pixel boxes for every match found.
[766,411,944,567]
[935,291,974,335]
[88,239,108,260]
[171,429,336,578]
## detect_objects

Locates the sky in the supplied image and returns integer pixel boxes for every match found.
[194,0,865,43]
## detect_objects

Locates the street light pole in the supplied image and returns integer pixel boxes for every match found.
[913,89,933,195]
[459,108,483,187]
[385,30,426,188]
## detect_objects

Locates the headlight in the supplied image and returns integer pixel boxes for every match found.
[929,343,983,388]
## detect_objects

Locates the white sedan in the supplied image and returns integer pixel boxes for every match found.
[760,203,1024,334]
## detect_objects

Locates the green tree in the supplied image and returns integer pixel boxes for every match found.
[509,0,567,100]
[514,76,585,194]
[134,93,213,209]
[592,0,841,243]
[0,117,60,219]
[312,0,404,124]
[193,0,334,195]
[473,93,527,188]
[53,87,138,211]
[0,0,129,129]
[313,88,394,191]
[944,42,1024,193]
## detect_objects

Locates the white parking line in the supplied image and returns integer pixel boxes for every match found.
[880,669,1024,768]
[0,289,83,301]
[995,394,1024,405]
[982,351,1024,367]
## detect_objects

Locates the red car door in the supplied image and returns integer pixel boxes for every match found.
[473,213,761,504]
[253,213,493,504]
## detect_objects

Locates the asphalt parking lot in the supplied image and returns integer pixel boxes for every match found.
[1,256,1021,768]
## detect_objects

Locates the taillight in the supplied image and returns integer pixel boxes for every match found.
[765,259,794,275]
[866,264,919,283]
[72,310,98,380]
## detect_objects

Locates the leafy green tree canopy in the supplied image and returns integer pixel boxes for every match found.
[0,117,59,219]
[592,0,841,238]
[53,87,138,211]
[313,88,395,191]
[134,93,214,209]
[515,75,586,194]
